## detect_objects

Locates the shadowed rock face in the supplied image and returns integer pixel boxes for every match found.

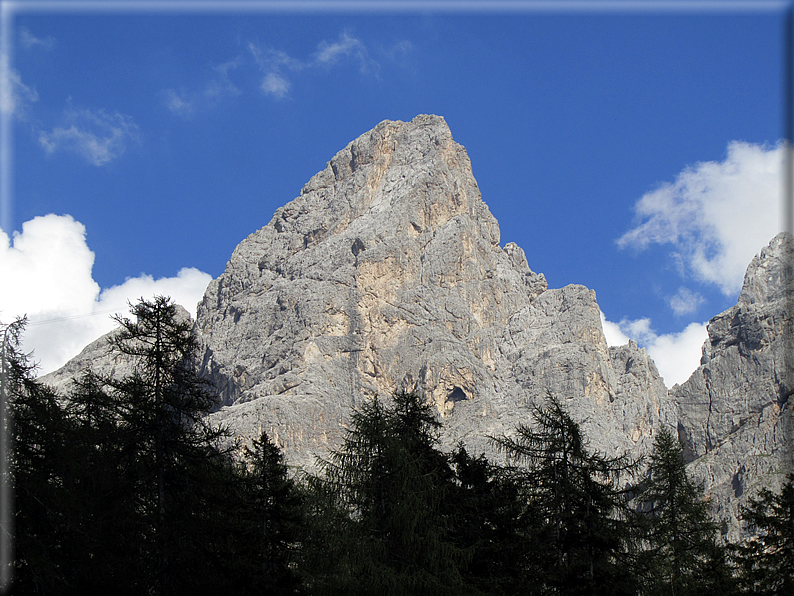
[43,115,790,540]
[196,115,673,469]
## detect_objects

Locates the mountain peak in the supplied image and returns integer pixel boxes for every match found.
[738,231,793,306]
[43,116,789,542]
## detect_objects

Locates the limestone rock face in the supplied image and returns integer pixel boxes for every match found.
[196,115,672,468]
[673,232,793,541]
[42,116,790,541]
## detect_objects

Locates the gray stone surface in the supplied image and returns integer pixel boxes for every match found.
[42,115,791,541]
[673,232,793,541]
[195,115,672,469]
[40,304,197,395]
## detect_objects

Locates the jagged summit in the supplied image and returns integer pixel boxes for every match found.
[738,231,793,306]
[196,114,551,413]
[197,114,670,470]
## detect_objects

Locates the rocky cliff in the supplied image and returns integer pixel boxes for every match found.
[42,115,791,539]
[197,115,674,469]
[673,232,793,541]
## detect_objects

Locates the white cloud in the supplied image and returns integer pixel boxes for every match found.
[163,89,195,118]
[260,72,290,99]
[19,27,56,51]
[314,32,377,74]
[0,214,212,376]
[600,311,708,388]
[600,313,631,347]
[384,40,413,60]
[315,33,360,64]
[617,141,782,296]
[39,106,140,165]
[667,287,704,316]
[0,53,39,118]
[163,59,241,117]
[643,322,708,388]
[249,32,379,100]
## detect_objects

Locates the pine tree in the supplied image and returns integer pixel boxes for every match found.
[236,430,304,594]
[491,392,639,595]
[61,371,147,593]
[449,444,529,594]
[7,303,308,595]
[634,427,735,595]
[4,317,75,593]
[101,296,233,594]
[734,473,794,594]
[306,390,474,595]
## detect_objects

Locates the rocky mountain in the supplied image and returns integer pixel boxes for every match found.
[42,115,791,540]
[196,114,674,470]
[674,231,793,540]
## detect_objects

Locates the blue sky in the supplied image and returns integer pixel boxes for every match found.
[0,1,788,386]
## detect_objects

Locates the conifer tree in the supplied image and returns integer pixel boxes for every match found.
[734,473,794,594]
[491,392,639,595]
[307,390,473,595]
[101,296,232,594]
[4,317,74,593]
[235,430,305,594]
[633,427,734,595]
[449,444,528,594]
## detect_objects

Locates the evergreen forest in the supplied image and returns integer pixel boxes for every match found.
[2,297,793,595]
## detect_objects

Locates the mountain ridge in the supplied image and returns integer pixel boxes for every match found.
[43,115,792,541]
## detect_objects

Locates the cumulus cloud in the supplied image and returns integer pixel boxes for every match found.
[600,311,708,388]
[617,141,782,297]
[1,214,212,376]
[0,53,39,118]
[600,314,631,347]
[19,27,56,51]
[39,106,140,165]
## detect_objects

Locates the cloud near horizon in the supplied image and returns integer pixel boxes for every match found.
[3,215,709,386]
[1,214,212,376]
[618,141,782,298]
[600,311,708,388]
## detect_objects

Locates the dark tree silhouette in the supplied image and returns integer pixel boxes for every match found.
[734,473,794,595]
[305,390,474,595]
[633,427,735,595]
[491,392,639,595]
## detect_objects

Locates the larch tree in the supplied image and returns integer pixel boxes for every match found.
[491,392,640,596]
[734,473,794,595]
[633,427,735,596]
